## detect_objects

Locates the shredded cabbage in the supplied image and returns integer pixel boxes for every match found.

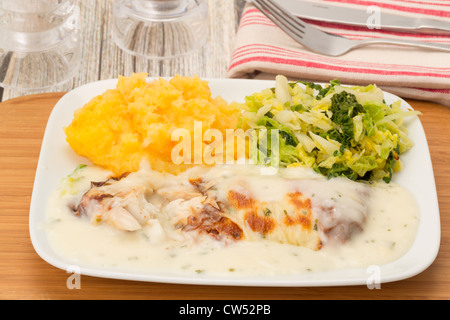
[238,76,421,183]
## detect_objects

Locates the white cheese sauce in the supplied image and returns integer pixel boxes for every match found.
[43,165,420,277]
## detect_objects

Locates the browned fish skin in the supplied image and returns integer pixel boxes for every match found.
[183,203,244,241]
[71,165,369,250]
[227,190,255,209]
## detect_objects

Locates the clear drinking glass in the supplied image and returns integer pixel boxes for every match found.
[0,0,81,91]
[112,0,209,59]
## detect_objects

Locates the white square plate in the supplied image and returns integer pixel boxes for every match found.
[29,78,440,286]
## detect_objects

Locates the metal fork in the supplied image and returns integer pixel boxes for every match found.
[251,0,450,56]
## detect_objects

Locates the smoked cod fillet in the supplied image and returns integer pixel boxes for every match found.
[73,164,370,250]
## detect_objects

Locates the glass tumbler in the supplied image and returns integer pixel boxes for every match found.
[112,0,209,59]
[0,0,81,92]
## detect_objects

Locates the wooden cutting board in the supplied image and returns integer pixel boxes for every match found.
[1,93,449,300]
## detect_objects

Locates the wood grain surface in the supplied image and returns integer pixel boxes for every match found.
[0,93,449,300]
[0,0,246,102]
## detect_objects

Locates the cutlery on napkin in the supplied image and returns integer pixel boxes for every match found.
[228,0,450,107]
[276,0,450,33]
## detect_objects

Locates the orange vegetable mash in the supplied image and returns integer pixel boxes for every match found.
[64,73,242,175]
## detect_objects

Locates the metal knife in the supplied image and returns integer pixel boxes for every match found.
[275,0,450,33]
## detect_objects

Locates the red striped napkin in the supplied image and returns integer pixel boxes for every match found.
[227,0,450,107]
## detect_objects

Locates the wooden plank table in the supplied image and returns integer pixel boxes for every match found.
[0,0,245,102]
[0,93,448,300]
